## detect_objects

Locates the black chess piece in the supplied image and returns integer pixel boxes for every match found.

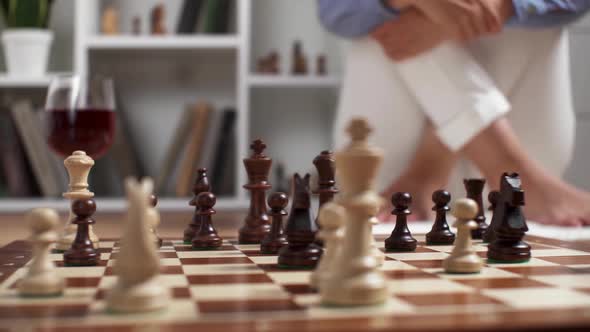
[184,168,210,244]
[149,193,163,248]
[385,192,417,252]
[464,179,488,239]
[425,190,455,245]
[192,192,223,250]
[487,173,531,263]
[239,139,272,244]
[278,173,322,268]
[483,190,501,243]
[313,150,338,227]
[64,198,99,266]
[260,192,289,254]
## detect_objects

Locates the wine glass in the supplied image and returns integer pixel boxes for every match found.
[45,75,116,160]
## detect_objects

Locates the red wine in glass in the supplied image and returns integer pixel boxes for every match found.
[46,108,116,159]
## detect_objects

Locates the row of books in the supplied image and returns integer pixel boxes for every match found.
[176,0,234,34]
[0,100,236,198]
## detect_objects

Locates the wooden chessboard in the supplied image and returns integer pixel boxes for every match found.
[0,234,589,331]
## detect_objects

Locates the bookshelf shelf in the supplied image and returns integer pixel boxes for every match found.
[86,36,240,50]
[247,74,340,88]
[0,73,70,88]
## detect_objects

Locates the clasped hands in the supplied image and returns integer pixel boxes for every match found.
[372,0,514,61]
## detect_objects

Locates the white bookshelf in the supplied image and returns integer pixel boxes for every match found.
[0,72,71,88]
[0,0,341,212]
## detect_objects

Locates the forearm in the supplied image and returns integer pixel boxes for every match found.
[317,0,399,38]
[508,0,590,27]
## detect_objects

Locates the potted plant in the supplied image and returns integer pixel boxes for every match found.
[0,0,55,77]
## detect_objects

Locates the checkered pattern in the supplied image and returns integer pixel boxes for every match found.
[0,235,589,329]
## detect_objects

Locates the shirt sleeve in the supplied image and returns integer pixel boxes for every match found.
[317,0,399,38]
[508,0,590,27]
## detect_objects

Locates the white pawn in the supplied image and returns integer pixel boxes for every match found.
[18,208,65,297]
[310,202,345,290]
[443,198,484,274]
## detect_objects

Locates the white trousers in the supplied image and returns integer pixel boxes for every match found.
[333,29,575,195]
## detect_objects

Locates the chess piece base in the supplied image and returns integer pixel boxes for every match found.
[106,276,169,313]
[18,272,64,297]
[260,237,288,254]
[63,249,99,266]
[487,240,531,263]
[277,244,322,269]
[426,231,456,245]
[384,236,417,252]
[443,253,483,274]
[321,272,388,306]
[56,232,99,251]
[192,235,222,250]
[238,225,270,244]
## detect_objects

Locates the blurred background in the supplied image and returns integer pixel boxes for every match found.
[0,0,588,214]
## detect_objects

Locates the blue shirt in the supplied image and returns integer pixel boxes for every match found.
[318,0,590,38]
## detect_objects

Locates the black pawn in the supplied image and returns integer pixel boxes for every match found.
[278,173,322,268]
[184,168,210,243]
[64,199,99,266]
[385,192,417,252]
[192,192,223,250]
[483,190,500,243]
[425,190,455,245]
[260,192,289,254]
[150,193,163,248]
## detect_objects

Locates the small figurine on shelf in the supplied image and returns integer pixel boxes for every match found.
[292,40,308,75]
[101,5,119,35]
[132,16,141,35]
[257,51,280,74]
[317,54,327,76]
[151,3,167,35]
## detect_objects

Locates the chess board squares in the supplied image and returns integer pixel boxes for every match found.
[424,244,489,253]
[0,253,31,268]
[106,258,181,267]
[423,267,519,280]
[196,299,303,314]
[300,297,415,318]
[56,260,109,267]
[537,255,590,265]
[47,253,111,262]
[104,265,184,276]
[190,283,289,301]
[482,288,590,309]
[380,260,424,271]
[87,299,198,323]
[387,279,473,295]
[182,264,264,276]
[452,278,551,289]
[0,287,96,305]
[0,303,89,319]
[109,252,177,259]
[266,271,311,285]
[385,252,449,261]
[248,256,278,265]
[529,274,590,288]
[93,287,191,301]
[498,265,582,276]
[174,245,236,252]
[530,249,590,257]
[233,244,262,251]
[486,258,559,268]
[186,274,273,285]
[180,257,253,265]
[98,274,188,289]
[396,292,502,307]
[0,267,17,285]
[176,250,245,259]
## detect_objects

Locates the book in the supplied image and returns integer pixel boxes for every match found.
[176,0,205,33]
[211,108,236,195]
[156,106,197,195]
[199,107,225,180]
[175,102,213,197]
[202,0,232,34]
[109,96,144,182]
[0,107,38,197]
[10,101,62,197]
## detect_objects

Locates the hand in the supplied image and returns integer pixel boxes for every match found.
[371,9,448,61]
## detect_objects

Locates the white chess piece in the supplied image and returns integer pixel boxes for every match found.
[320,118,388,306]
[18,208,65,297]
[106,177,169,313]
[56,151,99,251]
[443,198,484,274]
[370,216,385,266]
[310,202,345,290]
[146,203,161,247]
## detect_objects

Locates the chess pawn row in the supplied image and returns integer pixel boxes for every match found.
[18,208,65,297]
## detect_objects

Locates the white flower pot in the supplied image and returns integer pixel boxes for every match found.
[1,29,54,77]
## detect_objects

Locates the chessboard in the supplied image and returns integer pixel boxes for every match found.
[0,234,589,331]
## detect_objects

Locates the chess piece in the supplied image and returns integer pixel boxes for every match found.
[483,190,501,243]
[291,41,308,75]
[488,173,531,263]
[106,178,169,313]
[151,3,166,35]
[443,198,484,274]
[56,151,99,251]
[385,192,417,252]
[464,179,488,239]
[192,192,223,250]
[370,216,385,266]
[132,16,141,35]
[239,139,272,244]
[18,208,65,297]
[425,190,455,245]
[313,150,339,227]
[310,202,345,290]
[148,194,163,248]
[317,54,327,76]
[278,174,322,268]
[260,192,289,254]
[63,198,99,266]
[184,168,210,243]
[101,5,119,35]
[320,118,388,306]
